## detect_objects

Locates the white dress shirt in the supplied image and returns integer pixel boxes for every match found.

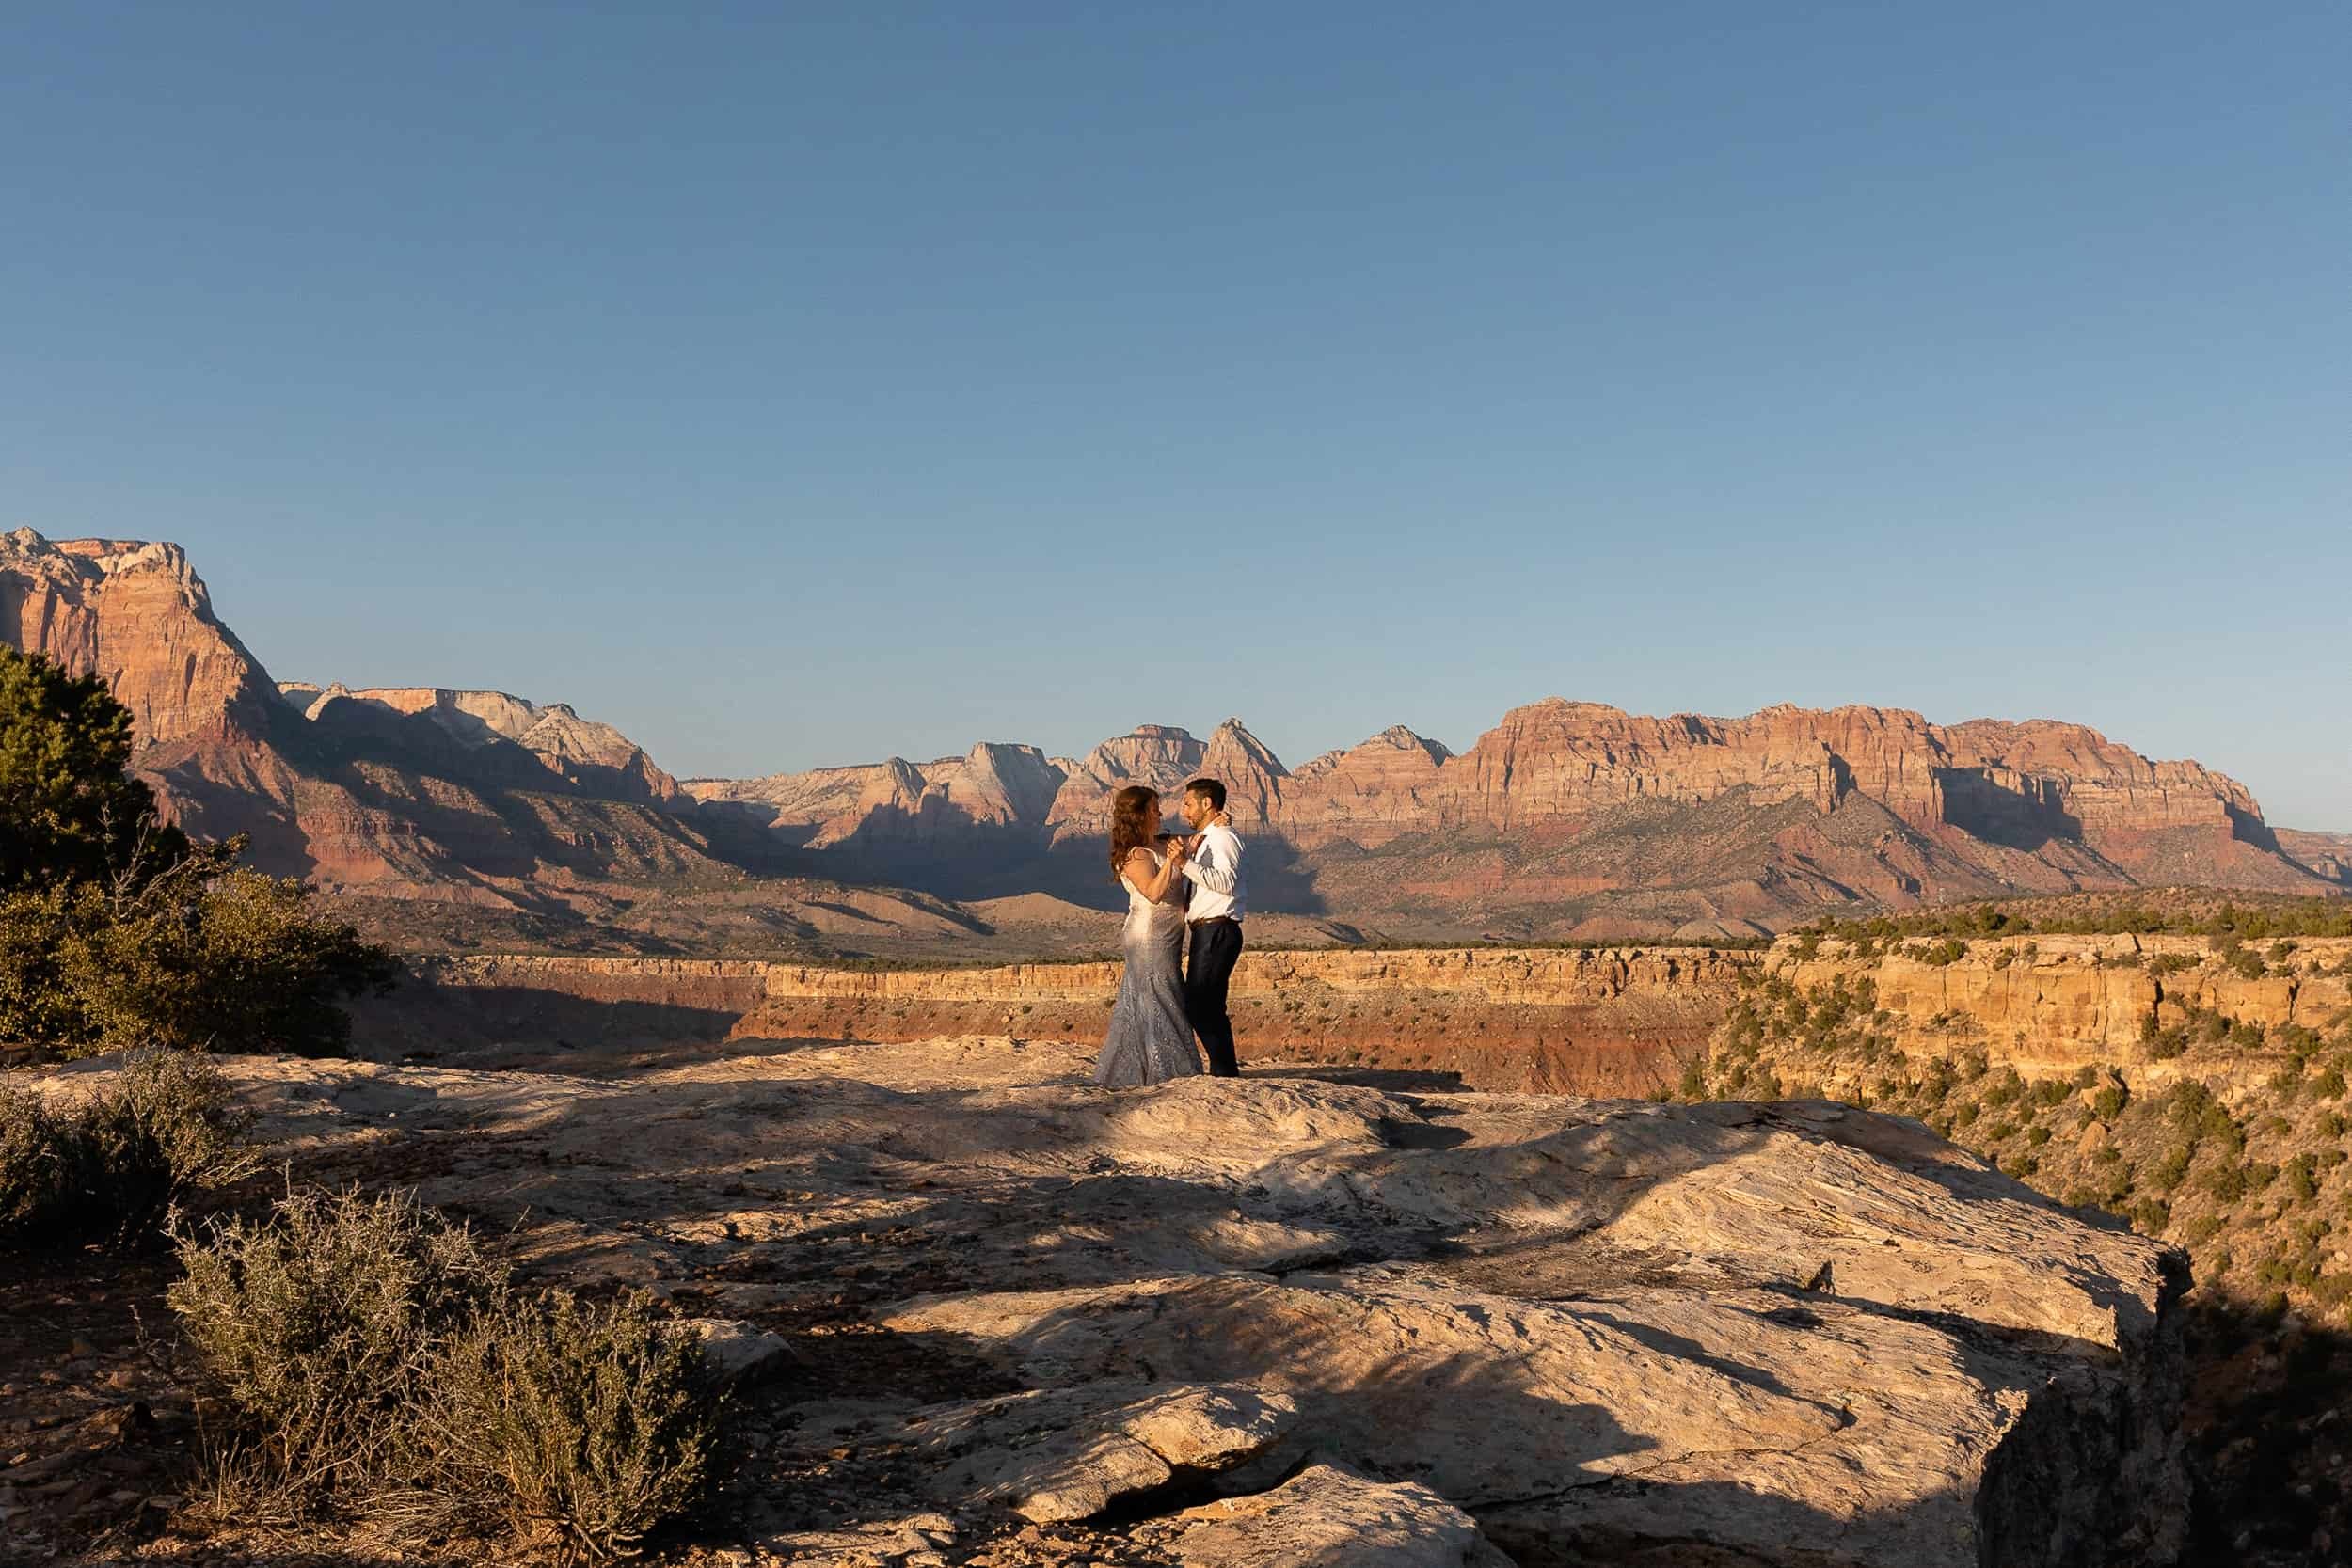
[1181,821,1246,923]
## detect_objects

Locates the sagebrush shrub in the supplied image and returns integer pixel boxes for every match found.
[170,1187,507,1521]
[0,1085,77,1243]
[424,1290,723,1560]
[0,1050,253,1251]
[172,1188,723,1555]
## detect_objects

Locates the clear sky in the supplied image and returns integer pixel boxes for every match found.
[7,4,2347,826]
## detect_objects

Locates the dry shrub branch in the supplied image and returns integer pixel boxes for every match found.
[0,1049,256,1251]
[168,1186,725,1560]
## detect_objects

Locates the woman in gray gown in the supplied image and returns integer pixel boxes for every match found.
[1091,784,1204,1086]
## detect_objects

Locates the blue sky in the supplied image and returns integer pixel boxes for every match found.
[7,4,2347,825]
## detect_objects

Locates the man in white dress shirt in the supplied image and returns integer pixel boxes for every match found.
[1174,777,1247,1077]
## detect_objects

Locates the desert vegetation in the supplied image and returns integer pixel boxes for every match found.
[2,1104,731,1560]
[0,644,398,1059]
[2,648,731,1560]
[168,1186,725,1559]
[1679,960,2352,1561]
[1,1098,729,1559]
[0,1049,257,1252]
[1795,890,2352,947]
[1684,968,2352,1320]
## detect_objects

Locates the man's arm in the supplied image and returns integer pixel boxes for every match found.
[1181,826,1242,895]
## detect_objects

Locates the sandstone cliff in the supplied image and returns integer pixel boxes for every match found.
[355,926,2352,1109]
[280,681,683,804]
[2280,828,2352,890]
[1684,928,2352,1564]
[8,529,2339,944]
[691,740,1065,853]
[1771,933,2352,1079]
[358,944,1755,1095]
[169,1027,2186,1566]
[695,697,2334,933]
[2,530,733,899]
[1,529,279,746]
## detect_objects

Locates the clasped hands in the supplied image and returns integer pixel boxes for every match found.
[1165,810,1232,864]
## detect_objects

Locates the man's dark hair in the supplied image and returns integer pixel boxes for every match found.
[1184,777,1227,812]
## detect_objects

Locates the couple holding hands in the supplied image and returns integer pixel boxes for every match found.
[1091,776,1246,1087]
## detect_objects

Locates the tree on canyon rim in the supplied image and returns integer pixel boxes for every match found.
[0,644,188,891]
[0,644,396,1056]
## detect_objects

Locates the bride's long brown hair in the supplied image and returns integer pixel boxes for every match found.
[1108,785,1160,881]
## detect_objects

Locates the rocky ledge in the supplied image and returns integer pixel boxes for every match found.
[219,1036,2187,1565]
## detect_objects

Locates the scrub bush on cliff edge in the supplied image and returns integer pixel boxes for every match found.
[422,1288,723,1560]
[56,847,401,1055]
[170,1186,724,1556]
[0,1049,256,1252]
[0,644,397,1058]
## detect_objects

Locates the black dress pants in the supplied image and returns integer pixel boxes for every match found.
[1184,918,1245,1077]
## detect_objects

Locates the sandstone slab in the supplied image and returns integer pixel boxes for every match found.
[754,1511,956,1566]
[898,1381,1295,1523]
[160,1034,2185,1566]
[1163,1464,1513,1568]
[681,1318,799,1388]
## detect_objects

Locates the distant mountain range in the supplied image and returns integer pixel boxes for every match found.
[4,527,2343,947]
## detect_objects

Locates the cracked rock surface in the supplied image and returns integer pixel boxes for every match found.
[1152,1464,1512,1567]
[197,1033,2185,1565]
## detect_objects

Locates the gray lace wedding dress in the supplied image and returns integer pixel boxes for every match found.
[1091,847,1202,1086]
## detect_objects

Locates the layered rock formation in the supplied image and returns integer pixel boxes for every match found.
[353,927,2352,1106]
[1772,934,2352,1079]
[0,530,735,899]
[693,740,1064,853]
[1042,723,1211,839]
[2280,829,2352,890]
[697,700,2337,933]
[357,945,1755,1095]
[1,529,278,745]
[6,527,2340,943]
[279,681,683,804]
[169,1030,2185,1565]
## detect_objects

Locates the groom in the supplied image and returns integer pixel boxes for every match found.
[1174,777,1246,1077]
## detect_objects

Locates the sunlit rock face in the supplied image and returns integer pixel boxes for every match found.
[156,1032,2188,1566]
[1,529,280,746]
[1,530,714,891]
[5,529,2331,937]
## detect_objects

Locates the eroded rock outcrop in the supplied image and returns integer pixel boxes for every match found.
[7,527,2334,940]
[692,697,2331,932]
[1,528,279,745]
[0,530,737,895]
[360,945,1756,1095]
[1772,935,2352,1077]
[189,1033,2186,1565]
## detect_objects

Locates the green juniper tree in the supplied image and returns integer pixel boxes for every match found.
[0,644,396,1056]
[0,645,187,891]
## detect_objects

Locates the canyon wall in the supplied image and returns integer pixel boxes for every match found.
[1,530,280,746]
[360,945,1757,1096]
[356,933,2352,1100]
[8,527,2341,941]
[1,528,748,893]
[698,703,2294,868]
[1772,936,2352,1079]
[692,704,2338,931]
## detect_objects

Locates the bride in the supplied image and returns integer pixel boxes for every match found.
[1091,784,1204,1086]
